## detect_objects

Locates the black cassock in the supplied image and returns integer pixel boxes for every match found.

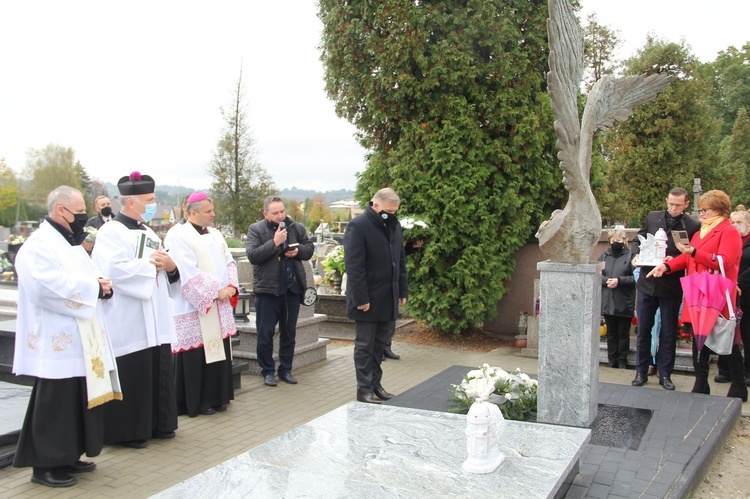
[102,344,178,443]
[15,377,105,468]
[175,337,234,417]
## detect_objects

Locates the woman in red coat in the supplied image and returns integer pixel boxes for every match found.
[649,190,746,401]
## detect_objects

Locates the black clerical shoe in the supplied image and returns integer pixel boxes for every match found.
[374,387,395,401]
[263,374,277,387]
[214,404,228,412]
[279,373,298,384]
[714,374,730,383]
[152,430,176,439]
[356,391,382,404]
[200,407,216,416]
[56,460,96,473]
[120,439,148,449]
[31,469,77,487]
[383,347,401,360]
[631,373,648,387]
[660,376,676,391]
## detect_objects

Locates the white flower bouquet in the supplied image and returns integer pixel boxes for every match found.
[83,226,98,243]
[321,246,345,276]
[399,216,430,242]
[450,363,538,421]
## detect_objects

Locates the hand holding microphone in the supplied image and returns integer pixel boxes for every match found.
[274,221,288,247]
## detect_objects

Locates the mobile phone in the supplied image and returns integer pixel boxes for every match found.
[287,243,299,248]
[671,230,690,246]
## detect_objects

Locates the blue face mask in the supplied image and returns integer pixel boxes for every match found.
[135,199,158,223]
[141,203,157,223]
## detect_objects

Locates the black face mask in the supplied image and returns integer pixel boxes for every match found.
[610,242,625,254]
[100,206,112,217]
[64,208,88,235]
[379,211,398,226]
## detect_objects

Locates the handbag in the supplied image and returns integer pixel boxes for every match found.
[704,256,737,355]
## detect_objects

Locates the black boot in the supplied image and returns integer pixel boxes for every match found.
[383,345,400,360]
[692,342,711,394]
[726,344,748,402]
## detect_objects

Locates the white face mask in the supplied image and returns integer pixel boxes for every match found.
[735,223,747,235]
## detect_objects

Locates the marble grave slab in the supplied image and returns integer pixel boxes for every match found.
[154,402,590,499]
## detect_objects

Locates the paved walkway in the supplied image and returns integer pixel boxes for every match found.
[0,340,747,498]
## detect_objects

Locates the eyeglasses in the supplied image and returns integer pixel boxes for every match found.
[698,208,712,214]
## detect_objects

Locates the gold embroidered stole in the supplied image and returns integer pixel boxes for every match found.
[182,225,228,364]
[62,245,123,408]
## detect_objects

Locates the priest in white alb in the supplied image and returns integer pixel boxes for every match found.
[164,192,238,417]
[92,172,180,448]
[13,186,121,488]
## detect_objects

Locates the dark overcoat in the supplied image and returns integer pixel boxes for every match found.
[344,206,408,322]
[598,247,636,317]
[631,210,700,297]
[737,235,750,309]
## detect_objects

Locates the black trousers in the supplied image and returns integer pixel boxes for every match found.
[717,306,750,378]
[14,377,105,469]
[604,315,632,366]
[635,293,681,377]
[353,320,395,393]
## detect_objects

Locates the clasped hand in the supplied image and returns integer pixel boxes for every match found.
[150,249,176,272]
[98,278,112,296]
[217,287,236,301]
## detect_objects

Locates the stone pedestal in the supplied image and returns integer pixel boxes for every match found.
[536,260,603,427]
[234,314,330,375]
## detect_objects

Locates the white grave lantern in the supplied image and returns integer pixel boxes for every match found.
[462,378,505,474]
[635,228,668,267]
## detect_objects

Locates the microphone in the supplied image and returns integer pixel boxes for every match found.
[279,221,287,249]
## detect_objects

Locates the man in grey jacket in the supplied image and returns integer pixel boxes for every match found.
[246,196,314,387]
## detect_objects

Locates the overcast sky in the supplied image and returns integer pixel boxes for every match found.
[0,1,746,193]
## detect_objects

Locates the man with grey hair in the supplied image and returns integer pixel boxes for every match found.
[93,172,179,448]
[164,192,238,417]
[246,195,314,387]
[344,187,408,404]
[13,186,120,487]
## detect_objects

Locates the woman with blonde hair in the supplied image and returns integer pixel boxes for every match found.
[598,228,635,368]
[649,191,746,400]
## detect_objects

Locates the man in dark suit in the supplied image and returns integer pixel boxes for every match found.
[630,187,700,390]
[85,196,114,228]
[344,187,408,404]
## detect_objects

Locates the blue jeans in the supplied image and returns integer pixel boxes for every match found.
[255,292,300,377]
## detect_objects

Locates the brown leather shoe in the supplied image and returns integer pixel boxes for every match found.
[374,387,395,400]
[356,391,382,404]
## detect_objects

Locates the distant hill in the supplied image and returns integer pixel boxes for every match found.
[101,182,355,206]
[278,188,356,204]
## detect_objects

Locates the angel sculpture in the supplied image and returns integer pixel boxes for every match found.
[536,0,672,263]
